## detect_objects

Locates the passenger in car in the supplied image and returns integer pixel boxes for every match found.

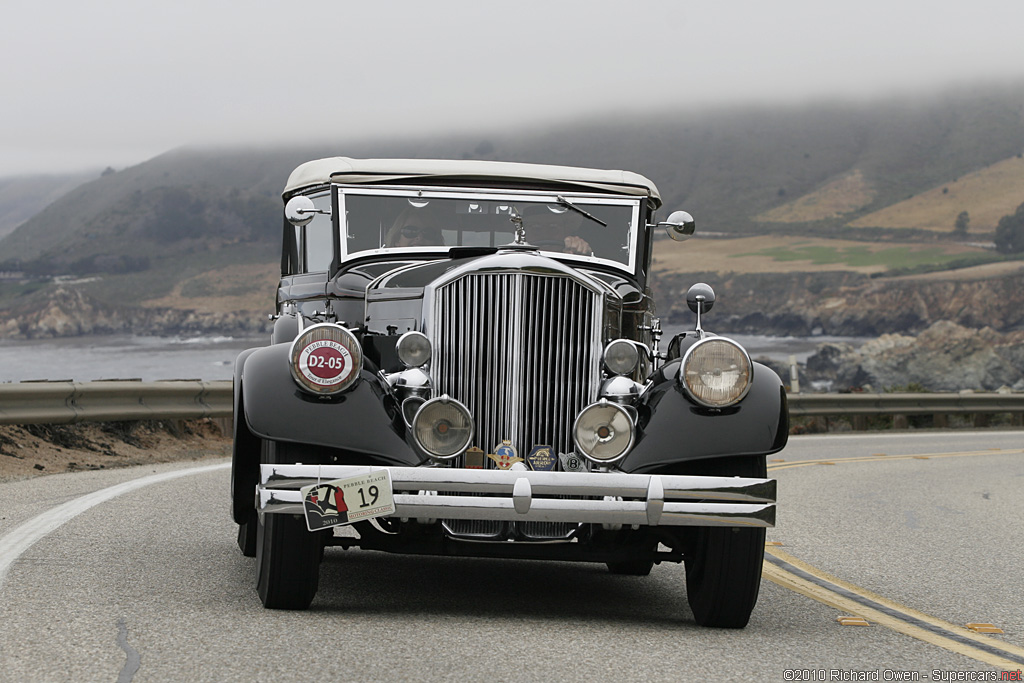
[522,205,592,256]
[385,207,446,248]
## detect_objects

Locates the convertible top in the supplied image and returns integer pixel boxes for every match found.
[283,157,662,208]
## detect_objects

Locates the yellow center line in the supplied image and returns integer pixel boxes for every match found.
[768,448,1024,472]
[764,448,1024,668]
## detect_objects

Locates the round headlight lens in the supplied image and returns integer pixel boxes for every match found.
[681,337,752,407]
[396,331,431,368]
[573,401,634,463]
[603,339,640,376]
[412,396,473,459]
[289,323,362,395]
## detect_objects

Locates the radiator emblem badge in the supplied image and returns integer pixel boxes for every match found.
[526,445,557,471]
[558,452,588,473]
[487,440,523,469]
[464,447,486,469]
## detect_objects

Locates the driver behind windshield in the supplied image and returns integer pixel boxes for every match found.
[522,205,592,256]
[385,206,445,248]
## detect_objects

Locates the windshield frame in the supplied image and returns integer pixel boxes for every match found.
[333,184,642,274]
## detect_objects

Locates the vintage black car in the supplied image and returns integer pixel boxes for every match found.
[232,157,787,627]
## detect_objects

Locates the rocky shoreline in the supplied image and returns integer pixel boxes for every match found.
[3,281,1024,394]
[759,320,1024,392]
[0,287,271,340]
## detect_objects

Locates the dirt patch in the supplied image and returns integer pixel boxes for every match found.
[0,418,231,483]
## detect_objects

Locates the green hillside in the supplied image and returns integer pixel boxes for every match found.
[0,171,96,239]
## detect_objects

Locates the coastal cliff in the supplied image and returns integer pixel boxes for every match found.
[654,267,1024,337]
[0,287,270,339]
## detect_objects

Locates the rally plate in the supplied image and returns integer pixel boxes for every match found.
[299,470,395,532]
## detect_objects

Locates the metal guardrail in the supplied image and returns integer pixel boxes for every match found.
[0,380,232,425]
[0,381,1020,427]
[787,392,1024,416]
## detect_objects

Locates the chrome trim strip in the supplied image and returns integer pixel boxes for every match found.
[259,489,774,528]
[258,464,777,528]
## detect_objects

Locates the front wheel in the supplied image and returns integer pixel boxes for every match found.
[255,440,322,609]
[684,456,767,628]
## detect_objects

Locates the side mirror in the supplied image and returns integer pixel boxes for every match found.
[658,210,696,242]
[284,195,330,227]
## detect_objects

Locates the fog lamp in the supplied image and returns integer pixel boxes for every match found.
[396,331,431,368]
[573,400,634,463]
[603,339,640,376]
[412,396,473,459]
[289,323,362,395]
[680,337,752,407]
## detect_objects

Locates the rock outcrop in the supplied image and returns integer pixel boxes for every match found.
[653,268,1024,337]
[802,320,1024,392]
[0,287,271,340]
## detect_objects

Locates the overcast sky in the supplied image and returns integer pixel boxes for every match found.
[3,0,1024,177]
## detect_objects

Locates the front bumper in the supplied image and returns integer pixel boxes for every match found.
[258,465,776,528]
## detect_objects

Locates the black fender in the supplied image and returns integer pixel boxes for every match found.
[620,360,789,475]
[231,348,261,524]
[239,343,423,467]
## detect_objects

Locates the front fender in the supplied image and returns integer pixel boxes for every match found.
[620,361,789,474]
[240,343,423,466]
[231,348,260,524]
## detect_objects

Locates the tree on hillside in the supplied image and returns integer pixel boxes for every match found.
[994,202,1024,254]
[953,210,969,237]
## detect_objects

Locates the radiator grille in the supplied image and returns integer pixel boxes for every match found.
[430,271,603,461]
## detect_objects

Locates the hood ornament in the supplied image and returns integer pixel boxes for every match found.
[510,209,527,245]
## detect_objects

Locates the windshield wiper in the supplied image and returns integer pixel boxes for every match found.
[556,195,607,227]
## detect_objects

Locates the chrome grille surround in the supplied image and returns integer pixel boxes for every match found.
[426,252,606,541]
[427,254,605,462]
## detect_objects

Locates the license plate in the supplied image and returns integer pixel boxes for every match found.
[299,469,395,532]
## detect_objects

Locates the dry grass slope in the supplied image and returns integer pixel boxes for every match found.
[849,156,1024,232]
[757,170,875,223]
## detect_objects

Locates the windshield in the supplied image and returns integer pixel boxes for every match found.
[337,186,640,270]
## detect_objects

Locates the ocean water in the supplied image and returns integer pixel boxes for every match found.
[0,330,865,384]
[0,334,267,383]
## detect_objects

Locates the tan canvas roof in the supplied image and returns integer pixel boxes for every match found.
[283,157,661,207]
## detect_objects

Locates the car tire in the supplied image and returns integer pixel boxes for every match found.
[255,440,322,610]
[684,455,767,628]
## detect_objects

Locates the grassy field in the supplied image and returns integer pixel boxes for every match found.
[652,235,997,276]
[75,244,279,313]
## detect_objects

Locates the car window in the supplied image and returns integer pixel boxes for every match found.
[338,189,638,269]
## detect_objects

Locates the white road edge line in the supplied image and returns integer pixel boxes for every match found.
[0,462,231,590]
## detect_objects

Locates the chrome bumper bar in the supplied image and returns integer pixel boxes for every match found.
[257,465,776,528]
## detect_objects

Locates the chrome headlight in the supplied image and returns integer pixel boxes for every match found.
[289,323,362,395]
[412,396,474,459]
[573,400,635,463]
[680,337,751,408]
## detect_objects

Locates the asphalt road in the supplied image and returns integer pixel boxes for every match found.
[1,430,1022,682]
